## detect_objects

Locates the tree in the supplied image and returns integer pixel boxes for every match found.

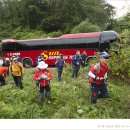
[0,0,116,34]
[71,19,101,33]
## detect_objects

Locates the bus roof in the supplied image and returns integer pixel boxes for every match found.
[1,31,119,43]
[59,32,101,38]
[1,32,101,43]
[1,37,59,43]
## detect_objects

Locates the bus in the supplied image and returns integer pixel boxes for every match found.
[1,30,120,67]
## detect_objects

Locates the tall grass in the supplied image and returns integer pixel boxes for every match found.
[0,65,130,119]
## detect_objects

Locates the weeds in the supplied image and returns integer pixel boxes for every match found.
[0,65,130,118]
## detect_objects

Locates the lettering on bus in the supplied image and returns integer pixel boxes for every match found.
[41,51,60,60]
[8,53,20,56]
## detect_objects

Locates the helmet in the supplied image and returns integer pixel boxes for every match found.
[100,52,109,58]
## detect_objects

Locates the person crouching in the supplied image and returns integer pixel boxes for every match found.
[33,61,52,101]
[88,52,110,104]
[0,67,9,86]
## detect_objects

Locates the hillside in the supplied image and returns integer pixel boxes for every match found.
[0,65,130,119]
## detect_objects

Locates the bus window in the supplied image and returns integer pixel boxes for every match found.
[68,43,87,49]
[87,42,99,49]
[31,44,49,50]
[16,42,32,51]
[49,44,68,50]
[2,42,16,51]
[99,41,110,52]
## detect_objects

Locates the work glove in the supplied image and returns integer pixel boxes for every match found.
[41,74,48,79]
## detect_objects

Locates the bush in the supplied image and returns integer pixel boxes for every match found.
[71,19,101,33]
[109,49,130,80]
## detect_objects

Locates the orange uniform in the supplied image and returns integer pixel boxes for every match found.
[0,67,9,77]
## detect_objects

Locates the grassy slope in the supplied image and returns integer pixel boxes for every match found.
[0,65,130,119]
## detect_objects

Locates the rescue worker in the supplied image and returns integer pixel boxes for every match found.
[10,57,24,90]
[88,52,109,104]
[55,54,66,81]
[81,51,87,67]
[10,56,16,61]
[71,50,81,78]
[15,55,22,63]
[2,58,10,67]
[33,61,52,101]
[36,54,45,65]
[0,67,9,86]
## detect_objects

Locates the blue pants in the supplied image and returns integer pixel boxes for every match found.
[38,85,51,101]
[91,83,109,104]
[57,68,63,81]
[72,65,80,78]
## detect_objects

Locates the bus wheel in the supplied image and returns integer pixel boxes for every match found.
[23,59,32,68]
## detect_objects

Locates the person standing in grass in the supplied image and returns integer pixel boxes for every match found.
[33,61,52,101]
[81,51,88,77]
[0,67,9,86]
[71,50,81,78]
[81,51,87,67]
[88,52,109,104]
[36,54,45,65]
[2,58,10,68]
[10,57,24,90]
[55,54,66,82]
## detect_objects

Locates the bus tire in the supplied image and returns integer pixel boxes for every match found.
[23,59,32,68]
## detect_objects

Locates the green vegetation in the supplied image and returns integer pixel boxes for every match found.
[0,0,115,41]
[71,19,101,33]
[0,0,130,119]
[0,65,130,119]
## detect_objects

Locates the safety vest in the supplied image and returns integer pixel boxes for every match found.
[88,63,108,85]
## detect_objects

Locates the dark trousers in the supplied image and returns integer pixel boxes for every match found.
[38,85,51,100]
[0,75,6,86]
[57,68,63,81]
[13,75,23,89]
[91,83,109,104]
[72,65,80,78]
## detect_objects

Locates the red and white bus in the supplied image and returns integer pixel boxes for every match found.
[1,30,120,67]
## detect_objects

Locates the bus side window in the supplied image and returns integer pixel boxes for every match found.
[32,44,49,50]
[68,43,87,49]
[16,42,32,51]
[87,42,99,50]
[86,37,99,50]
[99,41,110,52]
[48,44,68,50]
[2,42,16,51]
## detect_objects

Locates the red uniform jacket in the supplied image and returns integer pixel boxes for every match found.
[89,63,108,85]
[33,69,52,87]
[0,67,9,77]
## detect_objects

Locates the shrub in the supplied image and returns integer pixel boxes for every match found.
[71,19,101,33]
[109,49,130,80]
